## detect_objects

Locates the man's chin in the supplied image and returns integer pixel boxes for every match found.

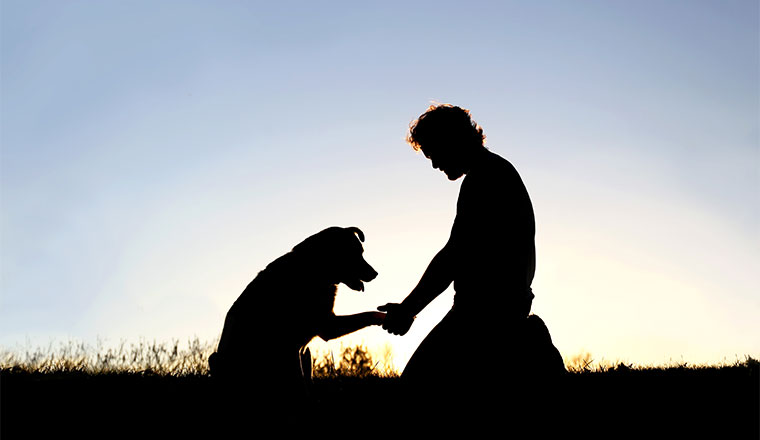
[445,171,465,181]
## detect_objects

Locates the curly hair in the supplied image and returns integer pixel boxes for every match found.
[406,104,486,152]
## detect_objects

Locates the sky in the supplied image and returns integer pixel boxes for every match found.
[1,0,758,371]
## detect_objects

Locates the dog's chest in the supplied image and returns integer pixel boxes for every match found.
[290,283,336,339]
[229,273,337,348]
[307,284,337,314]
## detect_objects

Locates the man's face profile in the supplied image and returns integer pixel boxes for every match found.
[421,144,466,181]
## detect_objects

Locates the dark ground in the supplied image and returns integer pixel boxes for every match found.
[2,362,758,438]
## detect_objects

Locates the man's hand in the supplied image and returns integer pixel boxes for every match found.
[377,303,415,336]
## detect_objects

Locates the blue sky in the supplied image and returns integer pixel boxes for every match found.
[1,0,758,369]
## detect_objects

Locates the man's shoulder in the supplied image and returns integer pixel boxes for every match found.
[469,149,520,180]
[487,149,516,168]
[460,149,529,204]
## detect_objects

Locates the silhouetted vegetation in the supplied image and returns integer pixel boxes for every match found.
[312,344,393,378]
[1,339,392,378]
[1,338,216,376]
[1,341,757,437]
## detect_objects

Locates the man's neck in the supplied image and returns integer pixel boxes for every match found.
[463,146,489,175]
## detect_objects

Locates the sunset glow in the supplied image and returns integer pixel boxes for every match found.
[1,1,758,373]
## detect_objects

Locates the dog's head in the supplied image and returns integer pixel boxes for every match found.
[292,226,378,291]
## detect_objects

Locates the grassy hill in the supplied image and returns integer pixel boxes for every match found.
[1,343,757,438]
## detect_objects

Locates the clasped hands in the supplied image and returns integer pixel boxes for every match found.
[377,302,415,336]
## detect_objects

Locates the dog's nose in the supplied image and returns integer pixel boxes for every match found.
[365,264,378,281]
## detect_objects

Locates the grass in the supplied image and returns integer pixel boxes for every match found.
[1,338,216,376]
[563,349,760,373]
[0,339,399,437]
[0,338,393,377]
[5,338,753,377]
[1,340,758,437]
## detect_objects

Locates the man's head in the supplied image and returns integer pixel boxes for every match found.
[406,104,486,180]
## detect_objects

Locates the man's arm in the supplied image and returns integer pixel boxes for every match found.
[401,243,455,316]
[379,241,456,335]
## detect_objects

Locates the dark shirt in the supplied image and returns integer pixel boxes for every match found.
[450,149,536,318]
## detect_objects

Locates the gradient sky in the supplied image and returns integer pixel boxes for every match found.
[1,0,758,371]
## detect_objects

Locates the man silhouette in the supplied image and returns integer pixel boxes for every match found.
[380,105,561,418]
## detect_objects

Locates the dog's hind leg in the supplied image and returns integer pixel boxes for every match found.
[299,347,312,381]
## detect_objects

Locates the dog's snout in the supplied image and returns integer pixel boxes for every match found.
[367,267,378,281]
[363,261,378,281]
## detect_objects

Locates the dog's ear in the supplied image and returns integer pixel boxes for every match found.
[346,227,365,242]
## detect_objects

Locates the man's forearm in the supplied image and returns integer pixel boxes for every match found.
[401,246,455,316]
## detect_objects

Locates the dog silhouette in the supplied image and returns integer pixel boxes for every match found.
[208,226,382,421]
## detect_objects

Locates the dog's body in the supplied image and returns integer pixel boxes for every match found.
[209,227,381,410]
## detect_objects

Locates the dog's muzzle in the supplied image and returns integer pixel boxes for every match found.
[344,260,378,292]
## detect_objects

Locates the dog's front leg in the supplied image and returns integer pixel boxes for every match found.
[317,312,385,341]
